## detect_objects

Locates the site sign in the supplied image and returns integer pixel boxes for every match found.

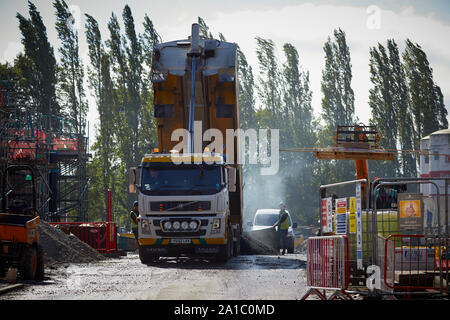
[398,193,423,231]
[356,182,363,269]
[335,198,347,235]
[321,197,333,233]
[349,197,356,234]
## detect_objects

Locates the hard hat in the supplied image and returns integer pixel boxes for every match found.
[279,202,285,207]
[133,201,138,207]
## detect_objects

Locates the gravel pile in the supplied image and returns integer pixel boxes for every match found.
[38,220,106,266]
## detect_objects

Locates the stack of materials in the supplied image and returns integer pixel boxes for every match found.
[38,220,106,266]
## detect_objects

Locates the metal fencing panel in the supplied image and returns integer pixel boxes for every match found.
[315,177,449,298]
[384,234,448,292]
[302,235,351,300]
[50,221,117,254]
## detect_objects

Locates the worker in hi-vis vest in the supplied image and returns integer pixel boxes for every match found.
[130,201,139,241]
[273,202,290,255]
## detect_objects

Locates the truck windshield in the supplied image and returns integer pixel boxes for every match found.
[140,165,222,195]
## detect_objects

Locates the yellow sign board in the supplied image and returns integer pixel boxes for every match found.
[398,194,423,230]
[399,200,421,218]
[349,197,356,233]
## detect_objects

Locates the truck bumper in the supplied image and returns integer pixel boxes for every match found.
[138,237,226,256]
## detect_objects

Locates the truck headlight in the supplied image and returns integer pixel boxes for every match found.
[163,221,172,230]
[173,221,181,230]
[181,221,189,230]
[141,219,151,234]
[211,218,221,234]
[189,221,198,230]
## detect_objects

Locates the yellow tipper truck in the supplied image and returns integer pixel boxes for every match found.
[129,24,243,263]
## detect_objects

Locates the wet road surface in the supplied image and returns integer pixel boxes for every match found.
[1,253,308,300]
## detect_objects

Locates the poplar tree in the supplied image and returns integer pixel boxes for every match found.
[122,4,143,164]
[255,36,283,129]
[106,12,130,169]
[434,85,448,130]
[368,42,399,177]
[403,39,446,141]
[387,39,417,177]
[321,28,355,130]
[238,48,256,130]
[282,43,316,225]
[16,1,59,126]
[85,13,118,220]
[319,29,355,183]
[198,17,213,39]
[282,43,314,150]
[54,0,87,135]
[139,14,160,153]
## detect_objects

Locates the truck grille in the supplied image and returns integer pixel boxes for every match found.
[155,230,207,237]
[152,218,209,237]
[150,201,211,211]
[153,219,209,227]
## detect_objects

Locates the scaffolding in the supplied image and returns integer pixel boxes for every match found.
[0,79,89,222]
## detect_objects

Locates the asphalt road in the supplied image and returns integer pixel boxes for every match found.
[0,253,308,300]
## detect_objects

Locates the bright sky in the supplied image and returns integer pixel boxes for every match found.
[1,0,449,142]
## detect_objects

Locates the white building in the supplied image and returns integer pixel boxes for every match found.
[419,128,450,231]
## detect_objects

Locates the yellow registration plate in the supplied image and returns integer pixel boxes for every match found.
[170,239,191,244]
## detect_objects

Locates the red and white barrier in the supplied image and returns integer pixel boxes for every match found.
[302,235,351,300]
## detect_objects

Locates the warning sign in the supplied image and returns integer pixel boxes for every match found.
[356,182,363,269]
[398,193,423,231]
[335,198,347,235]
[321,197,332,233]
[349,197,356,234]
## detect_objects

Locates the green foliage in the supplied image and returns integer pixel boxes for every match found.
[53,0,87,135]
[403,39,447,141]
[198,17,213,39]
[368,42,400,177]
[387,39,417,178]
[16,1,59,122]
[321,29,355,129]
[319,28,356,191]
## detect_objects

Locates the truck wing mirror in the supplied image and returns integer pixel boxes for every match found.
[129,167,136,193]
[228,167,236,192]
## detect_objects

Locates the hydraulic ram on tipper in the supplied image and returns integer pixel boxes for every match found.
[188,23,200,153]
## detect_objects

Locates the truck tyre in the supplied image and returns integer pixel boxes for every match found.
[217,225,232,262]
[139,246,159,265]
[20,246,37,280]
[233,226,240,257]
[35,245,45,280]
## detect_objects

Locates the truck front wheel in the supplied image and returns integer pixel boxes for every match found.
[233,226,240,257]
[217,225,233,262]
[139,246,159,265]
